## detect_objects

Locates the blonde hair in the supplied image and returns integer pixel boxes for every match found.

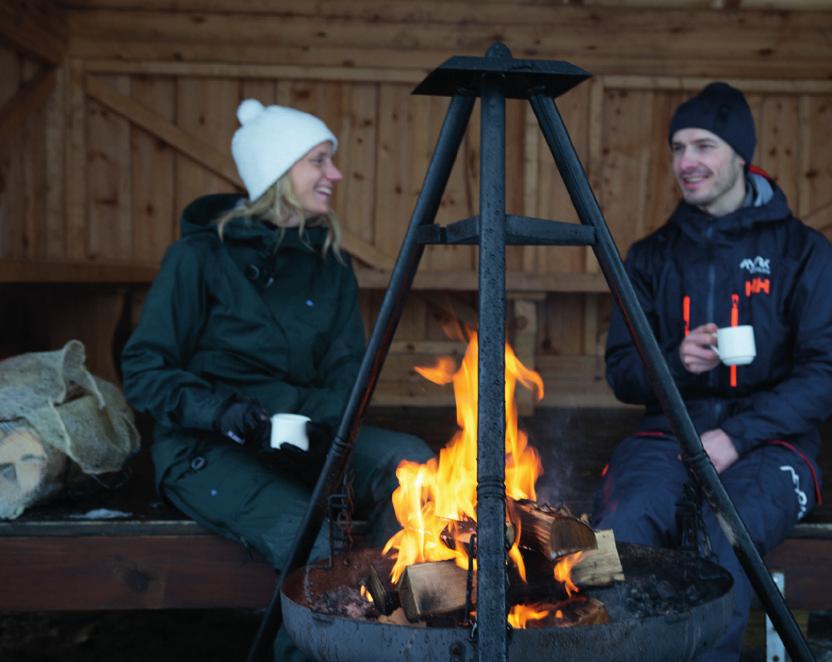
[215,174,342,259]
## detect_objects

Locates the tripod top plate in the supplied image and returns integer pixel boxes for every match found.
[413,53,591,100]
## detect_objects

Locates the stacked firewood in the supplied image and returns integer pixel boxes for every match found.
[364,499,624,625]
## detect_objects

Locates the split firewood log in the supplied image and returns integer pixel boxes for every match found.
[0,422,68,519]
[572,529,625,587]
[510,499,597,560]
[397,560,474,621]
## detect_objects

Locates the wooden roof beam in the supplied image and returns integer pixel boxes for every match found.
[0,0,67,64]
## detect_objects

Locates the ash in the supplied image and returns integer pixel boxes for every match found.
[623,574,713,618]
[315,585,377,620]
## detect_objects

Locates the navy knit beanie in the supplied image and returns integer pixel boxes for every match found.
[668,82,756,164]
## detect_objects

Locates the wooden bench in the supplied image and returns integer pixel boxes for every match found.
[1,406,830,613]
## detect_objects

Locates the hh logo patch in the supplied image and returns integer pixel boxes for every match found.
[745,277,770,297]
[740,256,771,275]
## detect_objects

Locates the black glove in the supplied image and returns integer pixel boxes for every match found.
[268,420,332,481]
[212,396,270,446]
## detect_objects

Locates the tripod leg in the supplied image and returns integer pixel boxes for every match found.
[528,92,813,662]
[245,93,475,662]
[477,77,508,662]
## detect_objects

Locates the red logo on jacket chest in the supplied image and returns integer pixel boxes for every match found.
[745,277,770,297]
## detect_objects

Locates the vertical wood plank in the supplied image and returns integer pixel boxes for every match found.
[757,94,800,205]
[511,298,538,416]
[175,77,241,216]
[522,103,539,275]
[427,94,473,272]
[336,82,378,246]
[65,58,87,260]
[535,83,590,275]
[797,95,812,220]
[374,83,428,263]
[20,59,47,259]
[583,293,600,357]
[44,60,66,260]
[598,88,654,258]
[87,74,132,261]
[643,89,685,237]
[240,79,277,106]
[540,293,585,356]
[130,76,176,261]
[0,47,22,258]
[801,95,832,235]
[505,97,527,272]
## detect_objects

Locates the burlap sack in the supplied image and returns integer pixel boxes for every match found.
[0,340,140,519]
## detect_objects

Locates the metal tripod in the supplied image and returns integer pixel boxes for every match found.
[247,43,814,662]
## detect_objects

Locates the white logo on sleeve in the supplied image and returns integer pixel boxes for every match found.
[780,465,808,520]
[739,256,771,275]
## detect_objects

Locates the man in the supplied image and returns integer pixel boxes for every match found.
[593,82,832,659]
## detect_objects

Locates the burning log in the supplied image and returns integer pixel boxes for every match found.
[440,517,516,551]
[572,529,625,588]
[556,596,611,627]
[511,500,597,560]
[397,560,473,622]
[365,558,399,616]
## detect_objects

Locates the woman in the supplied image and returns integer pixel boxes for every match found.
[121,100,433,653]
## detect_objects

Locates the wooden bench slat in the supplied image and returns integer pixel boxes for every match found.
[0,534,275,611]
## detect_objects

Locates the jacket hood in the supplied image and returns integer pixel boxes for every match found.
[179,193,327,249]
[669,172,792,244]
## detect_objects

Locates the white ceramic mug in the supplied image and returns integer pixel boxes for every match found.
[714,325,756,366]
[270,413,310,451]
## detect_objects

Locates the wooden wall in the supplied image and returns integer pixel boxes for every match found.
[1,0,832,408]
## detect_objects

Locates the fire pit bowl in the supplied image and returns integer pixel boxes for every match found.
[282,543,733,661]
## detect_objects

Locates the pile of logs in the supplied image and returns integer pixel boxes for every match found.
[364,500,624,624]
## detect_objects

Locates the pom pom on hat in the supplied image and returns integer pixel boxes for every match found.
[231,100,338,202]
[236,98,264,125]
[668,82,756,164]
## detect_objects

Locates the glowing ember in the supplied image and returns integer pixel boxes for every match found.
[382,331,543,584]
[507,603,550,629]
[360,584,374,604]
[554,551,584,598]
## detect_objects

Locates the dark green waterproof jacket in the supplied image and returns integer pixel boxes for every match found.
[121,193,365,461]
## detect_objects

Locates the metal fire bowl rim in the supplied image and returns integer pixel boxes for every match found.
[281,543,735,662]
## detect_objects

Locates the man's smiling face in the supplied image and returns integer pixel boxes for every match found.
[671,127,746,217]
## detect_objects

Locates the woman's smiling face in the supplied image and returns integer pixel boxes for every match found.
[287,141,342,223]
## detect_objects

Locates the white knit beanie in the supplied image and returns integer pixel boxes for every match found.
[231,99,338,202]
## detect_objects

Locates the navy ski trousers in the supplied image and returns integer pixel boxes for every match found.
[593,434,819,661]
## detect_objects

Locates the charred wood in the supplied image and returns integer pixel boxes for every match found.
[440,517,516,551]
[364,558,399,616]
[511,499,597,560]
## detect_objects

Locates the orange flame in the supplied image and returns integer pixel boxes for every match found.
[382,332,544,586]
[507,603,550,628]
[553,551,584,598]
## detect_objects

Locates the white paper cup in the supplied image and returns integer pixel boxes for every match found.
[714,325,756,366]
[270,413,310,451]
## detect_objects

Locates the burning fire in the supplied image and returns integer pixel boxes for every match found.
[507,603,550,628]
[382,332,543,582]
[381,331,584,626]
[554,551,584,598]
